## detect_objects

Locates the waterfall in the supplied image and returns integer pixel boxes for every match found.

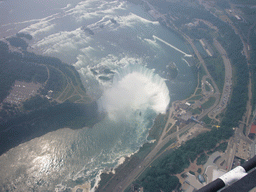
[98,64,170,119]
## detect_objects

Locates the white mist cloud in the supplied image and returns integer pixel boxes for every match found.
[20,20,56,37]
[98,65,170,120]
[117,13,159,29]
[143,37,162,51]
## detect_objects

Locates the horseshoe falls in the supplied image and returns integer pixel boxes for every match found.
[98,64,170,118]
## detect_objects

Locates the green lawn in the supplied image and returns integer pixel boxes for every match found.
[201,97,216,109]
[205,56,225,92]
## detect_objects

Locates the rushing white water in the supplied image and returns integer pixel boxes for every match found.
[98,64,170,119]
[182,58,191,67]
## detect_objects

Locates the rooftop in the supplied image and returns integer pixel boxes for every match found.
[250,124,256,134]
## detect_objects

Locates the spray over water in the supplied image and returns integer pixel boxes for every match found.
[98,64,170,120]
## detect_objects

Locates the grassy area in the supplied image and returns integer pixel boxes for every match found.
[68,95,82,103]
[201,97,216,109]
[46,66,67,99]
[135,142,156,159]
[167,125,177,135]
[67,68,80,87]
[188,95,203,101]
[148,114,167,140]
[179,130,189,138]
[52,68,88,103]
[205,83,211,91]
[206,78,213,85]
[156,137,177,156]
[190,107,202,115]
[195,88,202,95]
[201,115,212,125]
[204,56,225,92]
[35,61,89,104]
[58,85,73,101]
[166,122,173,132]
[66,87,76,99]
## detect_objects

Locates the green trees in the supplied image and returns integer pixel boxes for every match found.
[23,95,50,111]
[215,142,228,152]
[141,167,180,192]
[16,32,33,40]
[197,153,208,165]
[0,101,99,156]
[6,37,28,50]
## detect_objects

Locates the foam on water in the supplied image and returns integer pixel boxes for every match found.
[98,64,170,120]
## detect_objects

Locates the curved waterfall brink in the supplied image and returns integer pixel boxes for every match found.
[98,64,170,119]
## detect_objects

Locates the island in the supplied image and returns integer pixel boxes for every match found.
[0,39,100,156]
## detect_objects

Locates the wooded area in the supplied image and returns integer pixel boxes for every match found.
[0,41,48,102]
[0,101,99,156]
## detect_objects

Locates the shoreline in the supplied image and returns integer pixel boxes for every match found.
[95,112,168,191]
[93,139,153,191]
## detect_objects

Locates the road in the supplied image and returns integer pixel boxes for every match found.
[208,39,233,118]
[183,35,221,120]
[220,7,253,135]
